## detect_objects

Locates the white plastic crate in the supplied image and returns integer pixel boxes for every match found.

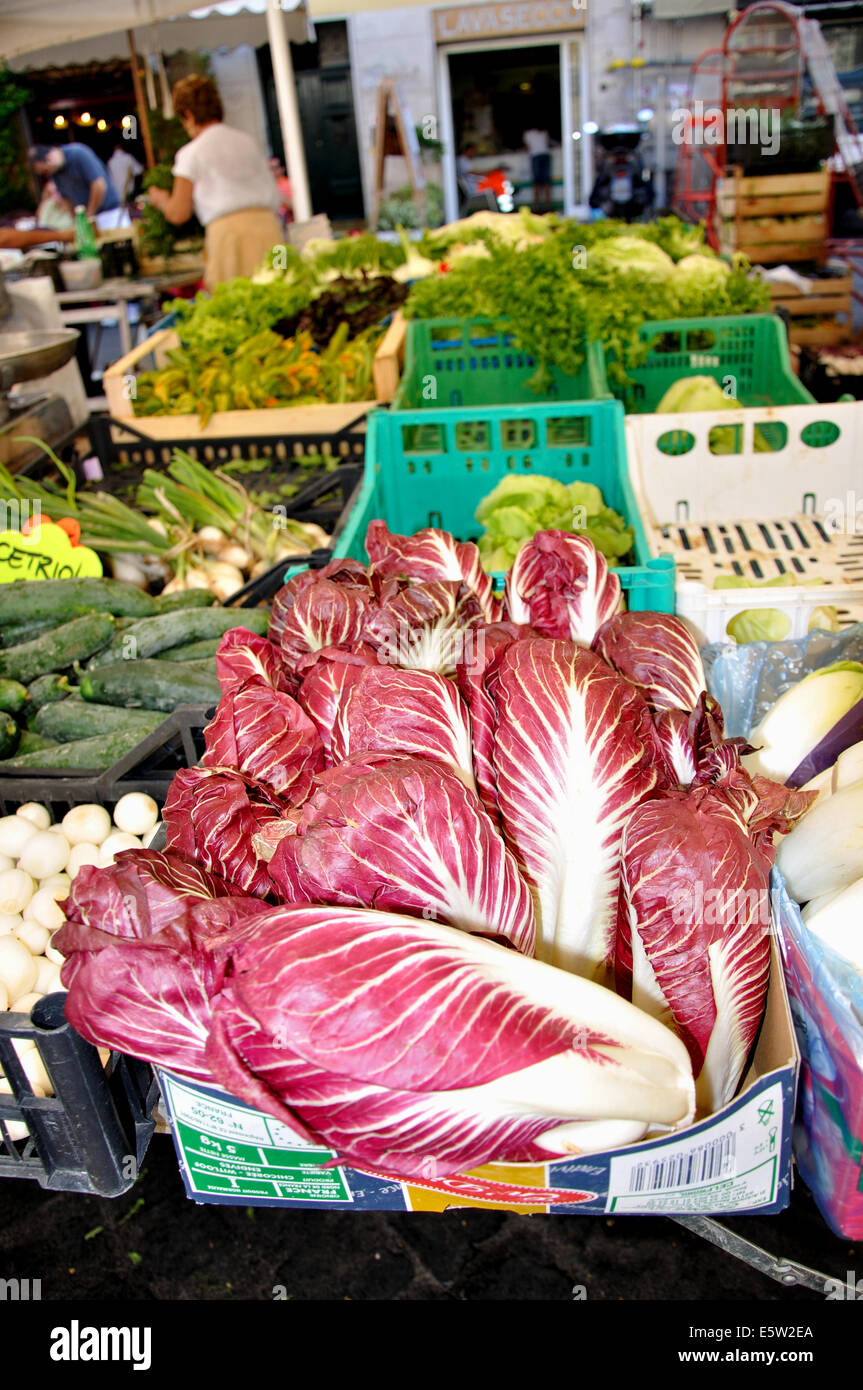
[625,401,863,643]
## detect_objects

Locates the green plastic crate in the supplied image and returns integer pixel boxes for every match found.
[392,316,611,411]
[616,313,815,413]
[329,402,674,613]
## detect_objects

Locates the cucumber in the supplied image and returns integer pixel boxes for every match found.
[36,699,165,744]
[0,716,18,759]
[155,589,216,612]
[0,728,147,770]
[0,614,115,685]
[0,679,28,715]
[27,673,71,710]
[1,618,62,648]
[88,606,269,669]
[15,730,57,755]
[0,579,156,626]
[158,637,221,662]
[79,659,221,712]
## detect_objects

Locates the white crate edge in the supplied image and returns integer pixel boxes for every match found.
[625,401,863,643]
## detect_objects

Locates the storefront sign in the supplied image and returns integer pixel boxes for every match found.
[434,1,585,43]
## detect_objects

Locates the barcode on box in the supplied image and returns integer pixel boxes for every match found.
[627,1133,736,1194]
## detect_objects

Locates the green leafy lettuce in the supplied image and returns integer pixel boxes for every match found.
[474,474,634,571]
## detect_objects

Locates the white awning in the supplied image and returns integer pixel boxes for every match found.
[2,0,309,66]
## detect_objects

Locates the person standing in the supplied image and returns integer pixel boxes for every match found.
[522,127,552,211]
[147,75,282,292]
[30,143,123,229]
[107,143,144,205]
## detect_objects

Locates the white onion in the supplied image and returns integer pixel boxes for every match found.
[0,912,22,937]
[67,843,102,879]
[16,803,51,831]
[98,831,142,866]
[0,936,37,1000]
[22,1049,53,1096]
[0,869,35,915]
[18,832,69,880]
[34,958,63,995]
[113,793,159,837]
[0,854,13,874]
[23,888,65,930]
[0,815,38,858]
[14,920,50,955]
[61,804,112,848]
[39,874,71,899]
[0,980,7,1010]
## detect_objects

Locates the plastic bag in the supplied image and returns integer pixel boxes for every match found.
[701,624,863,740]
[703,631,863,1237]
[774,873,863,1239]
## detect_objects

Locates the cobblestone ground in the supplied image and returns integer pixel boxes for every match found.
[0,1137,856,1301]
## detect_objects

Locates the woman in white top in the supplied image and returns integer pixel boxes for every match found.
[148,75,282,292]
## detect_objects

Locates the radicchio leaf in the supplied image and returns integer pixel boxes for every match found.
[202,684,324,798]
[454,621,540,824]
[592,611,706,713]
[491,639,660,978]
[205,905,694,1180]
[267,756,536,955]
[163,767,284,898]
[55,852,267,1083]
[366,520,500,623]
[615,787,772,1113]
[362,580,486,677]
[296,646,377,761]
[269,559,376,675]
[216,629,296,698]
[505,531,621,644]
[330,665,477,792]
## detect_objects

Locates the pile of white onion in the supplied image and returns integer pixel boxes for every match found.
[0,794,161,1141]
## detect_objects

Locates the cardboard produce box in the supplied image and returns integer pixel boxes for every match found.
[158,935,798,1216]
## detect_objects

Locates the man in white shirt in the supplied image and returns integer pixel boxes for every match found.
[107,145,144,204]
[148,75,281,291]
[523,128,552,211]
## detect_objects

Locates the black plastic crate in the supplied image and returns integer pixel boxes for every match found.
[0,993,157,1196]
[86,413,367,525]
[0,703,215,814]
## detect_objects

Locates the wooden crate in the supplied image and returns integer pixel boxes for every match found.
[717,168,830,265]
[103,328,376,440]
[372,310,407,404]
[767,266,853,347]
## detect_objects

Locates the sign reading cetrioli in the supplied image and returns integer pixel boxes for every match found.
[434,1,586,43]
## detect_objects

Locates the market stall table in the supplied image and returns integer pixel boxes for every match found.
[56,269,205,361]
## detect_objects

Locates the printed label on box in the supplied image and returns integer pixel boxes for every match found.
[161,1073,353,1204]
[606,1080,784,1214]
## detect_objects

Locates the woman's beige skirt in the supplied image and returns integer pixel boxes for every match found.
[203,207,283,291]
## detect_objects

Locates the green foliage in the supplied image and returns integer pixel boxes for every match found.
[0,64,31,215]
[140,161,202,260]
[168,278,315,354]
[377,183,444,230]
[404,217,770,391]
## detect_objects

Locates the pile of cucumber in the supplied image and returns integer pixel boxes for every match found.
[0,578,269,772]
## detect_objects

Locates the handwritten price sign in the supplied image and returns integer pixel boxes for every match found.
[0,519,102,582]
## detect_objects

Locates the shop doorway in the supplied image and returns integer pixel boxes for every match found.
[439,35,589,224]
[257,21,364,222]
[449,44,560,213]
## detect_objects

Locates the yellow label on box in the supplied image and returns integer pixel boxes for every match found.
[0,521,102,582]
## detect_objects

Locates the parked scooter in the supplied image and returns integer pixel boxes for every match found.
[589,125,653,222]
